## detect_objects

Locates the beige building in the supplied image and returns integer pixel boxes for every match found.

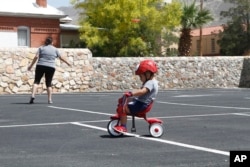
[190,26,223,56]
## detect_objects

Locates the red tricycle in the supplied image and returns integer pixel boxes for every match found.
[107,95,164,138]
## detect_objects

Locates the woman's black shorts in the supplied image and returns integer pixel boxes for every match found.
[34,65,55,87]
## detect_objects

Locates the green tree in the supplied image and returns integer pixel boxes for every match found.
[178,1,213,56]
[218,0,250,56]
[72,0,182,57]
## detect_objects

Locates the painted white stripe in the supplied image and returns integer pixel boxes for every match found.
[49,106,113,116]
[72,122,229,156]
[174,94,217,98]
[157,101,250,110]
[0,122,72,128]
[51,105,250,119]
[232,113,250,117]
[139,136,230,156]
[71,122,107,131]
[0,115,232,156]
[1,111,248,129]
[3,105,238,157]
[0,119,115,128]
[157,112,250,119]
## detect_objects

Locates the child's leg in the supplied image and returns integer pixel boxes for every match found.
[119,115,127,127]
[120,105,130,126]
[114,96,130,131]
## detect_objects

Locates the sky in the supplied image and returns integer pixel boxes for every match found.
[47,0,72,8]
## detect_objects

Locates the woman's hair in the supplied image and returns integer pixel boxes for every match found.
[45,37,53,45]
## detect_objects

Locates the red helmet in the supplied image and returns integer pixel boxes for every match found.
[135,60,158,75]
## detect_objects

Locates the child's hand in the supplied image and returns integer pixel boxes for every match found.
[124,91,133,97]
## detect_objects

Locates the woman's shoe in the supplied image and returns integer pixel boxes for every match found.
[29,97,35,104]
[48,100,53,104]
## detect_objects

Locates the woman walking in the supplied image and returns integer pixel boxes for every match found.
[28,37,71,104]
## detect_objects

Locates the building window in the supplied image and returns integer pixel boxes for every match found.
[18,26,30,47]
[211,38,216,53]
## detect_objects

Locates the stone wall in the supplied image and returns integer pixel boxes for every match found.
[1,48,250,94]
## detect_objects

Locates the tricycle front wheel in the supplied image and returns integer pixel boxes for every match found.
[107,120,123,137]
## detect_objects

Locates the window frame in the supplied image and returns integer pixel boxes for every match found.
[17,26,30,47]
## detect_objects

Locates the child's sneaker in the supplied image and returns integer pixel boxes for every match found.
[113,126,127,133]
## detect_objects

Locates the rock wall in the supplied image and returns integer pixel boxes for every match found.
[1,48,250,94]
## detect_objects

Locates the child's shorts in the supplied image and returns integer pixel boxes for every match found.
[127,100,148,115]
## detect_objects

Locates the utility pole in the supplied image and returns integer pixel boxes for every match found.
[199,0,203,56]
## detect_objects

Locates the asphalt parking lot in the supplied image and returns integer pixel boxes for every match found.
[0,88,250,167]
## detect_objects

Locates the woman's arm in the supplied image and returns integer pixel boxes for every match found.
[28,55,38,71]
[59,56,71,67]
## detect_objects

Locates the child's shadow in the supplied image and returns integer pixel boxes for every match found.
[100,135,133,138]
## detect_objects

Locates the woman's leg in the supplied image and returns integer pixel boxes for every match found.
[47,86,52,103]
[29,83,39,103]
[44,67,55,103]
[30,65,44,103]
[31,83,39,98]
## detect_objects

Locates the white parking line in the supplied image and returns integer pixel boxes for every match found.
[49,106,113,116]
[50,105,250,120]
[157,101,250,110]
[0,122,72,128]
[71,122,229,156]
[48,106,232,156]
[0,119,234,156]
[173,94,218,98]
[157,112,250,119]
[232,113,250,117]
[1,104,239,157]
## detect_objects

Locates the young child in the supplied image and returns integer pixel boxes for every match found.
[114,59,158,132]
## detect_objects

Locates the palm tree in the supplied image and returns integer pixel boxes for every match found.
[178,1,213,56]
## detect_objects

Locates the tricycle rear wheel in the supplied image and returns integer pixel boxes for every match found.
[149,123,164,138]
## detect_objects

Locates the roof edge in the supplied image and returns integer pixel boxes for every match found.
[0,13,67,19]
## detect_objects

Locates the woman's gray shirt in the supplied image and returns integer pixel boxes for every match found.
[36,45,61,68]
